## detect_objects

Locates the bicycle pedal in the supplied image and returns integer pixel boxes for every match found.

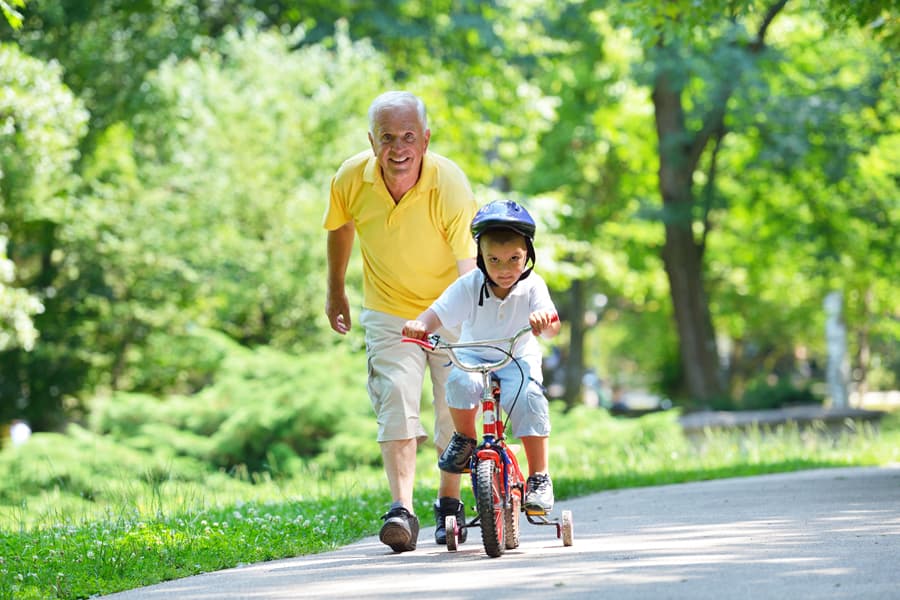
[525,507,547,516]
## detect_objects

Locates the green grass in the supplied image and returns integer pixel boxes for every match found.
[1,407,898,600]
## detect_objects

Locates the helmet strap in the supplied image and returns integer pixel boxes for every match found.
[518,242,536,281]
[476,256,494,306]
[475,249,535,307]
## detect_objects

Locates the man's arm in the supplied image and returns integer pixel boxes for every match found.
[325,222,355,334]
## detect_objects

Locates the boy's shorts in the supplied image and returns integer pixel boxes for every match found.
[360,308,457,450]
[446,355,550,438]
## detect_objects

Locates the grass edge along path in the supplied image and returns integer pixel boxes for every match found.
[2,411,898,599]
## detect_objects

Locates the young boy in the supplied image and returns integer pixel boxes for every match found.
[402,200,561,514]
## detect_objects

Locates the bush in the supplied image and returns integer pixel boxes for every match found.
[90,329,378,475]
[0,425,206,506]
[738,378,821,411]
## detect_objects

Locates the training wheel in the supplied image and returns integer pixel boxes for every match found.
[561,510,574,546]
[445,515,459,551]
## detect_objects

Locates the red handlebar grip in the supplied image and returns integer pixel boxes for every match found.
[401,336,436,351]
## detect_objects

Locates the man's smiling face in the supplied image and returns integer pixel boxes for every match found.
[368,103,431,184]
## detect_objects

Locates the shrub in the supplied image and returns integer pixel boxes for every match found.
[0,425,206,506]
[90,329,376,475]
[739,378,821,411]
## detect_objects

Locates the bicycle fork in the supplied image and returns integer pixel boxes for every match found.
[470,375,521,508]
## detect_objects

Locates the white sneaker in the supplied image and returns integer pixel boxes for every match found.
[524,473,554,512]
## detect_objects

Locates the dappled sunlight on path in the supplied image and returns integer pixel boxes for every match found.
[101,466,900,600]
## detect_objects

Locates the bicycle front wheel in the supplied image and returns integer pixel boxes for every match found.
[475,459,506,557]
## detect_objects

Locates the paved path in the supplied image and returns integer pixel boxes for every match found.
[102,466,900,599]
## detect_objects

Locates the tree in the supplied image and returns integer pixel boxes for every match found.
[642,2,790,402]
[0,43,88,427]
[585,0,899,403]
[0,236,42,351]
[58,26,396,395]
[1,23,400,425]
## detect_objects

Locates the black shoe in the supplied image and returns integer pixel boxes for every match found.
[438,432,477,473]
[434,497,468,545]
[379,507,419,552]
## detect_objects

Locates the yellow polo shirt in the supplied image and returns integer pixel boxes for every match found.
[324,150,477,319]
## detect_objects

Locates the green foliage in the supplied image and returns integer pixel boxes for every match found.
[3,404,898,598]
[0,2,897,427]
[734,378,821,411]
[0,489,385,599]
[127,25,388,349]
[89,330,378,475]
[821,0,900,48]
[3,0,272,145]
[702,21,899,400]
[0,43,88,220]
[0,43,88,426]
[0,235,42,351]
[525,2,900,404]
[3,26,391,426]
[0,425,206,507]
[0,1,25,29]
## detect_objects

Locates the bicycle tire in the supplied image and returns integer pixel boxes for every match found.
[476,459,506,557]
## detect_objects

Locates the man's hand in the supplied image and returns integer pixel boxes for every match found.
[326,292,351,335]
[326,223,355,335]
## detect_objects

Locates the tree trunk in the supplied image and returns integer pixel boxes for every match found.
[653,70,725,404]
[661,225,723,402]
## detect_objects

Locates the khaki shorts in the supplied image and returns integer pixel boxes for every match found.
[359,309,458,449]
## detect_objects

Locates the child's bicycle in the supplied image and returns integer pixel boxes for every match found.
[403,322,574,557]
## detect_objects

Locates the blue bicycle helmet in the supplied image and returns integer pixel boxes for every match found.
[471,200,537,303]
[471,200,537,242]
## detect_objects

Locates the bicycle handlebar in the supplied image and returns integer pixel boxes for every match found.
[401,315,559,375]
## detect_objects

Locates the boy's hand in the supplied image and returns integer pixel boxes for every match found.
[529,311,560,337]
[402,320,429,340]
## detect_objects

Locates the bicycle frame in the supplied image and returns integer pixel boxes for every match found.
[403,324,533,460]
[437,329,531,508]
[403,321,572,556]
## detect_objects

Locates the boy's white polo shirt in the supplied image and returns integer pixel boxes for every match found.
[431,269,556,363]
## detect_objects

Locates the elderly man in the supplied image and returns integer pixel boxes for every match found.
[323,91,477,552]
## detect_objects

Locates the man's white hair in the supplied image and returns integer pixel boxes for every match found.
[368,91,428,134]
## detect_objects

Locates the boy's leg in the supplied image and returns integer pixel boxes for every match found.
[521,435,554,512]
[496,359,554,512]
[521,435,549,476]
[449,406,479,439]
[439,367,481,474]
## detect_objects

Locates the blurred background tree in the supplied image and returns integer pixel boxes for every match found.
[0,0,896,447]
[0,42,89,428]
